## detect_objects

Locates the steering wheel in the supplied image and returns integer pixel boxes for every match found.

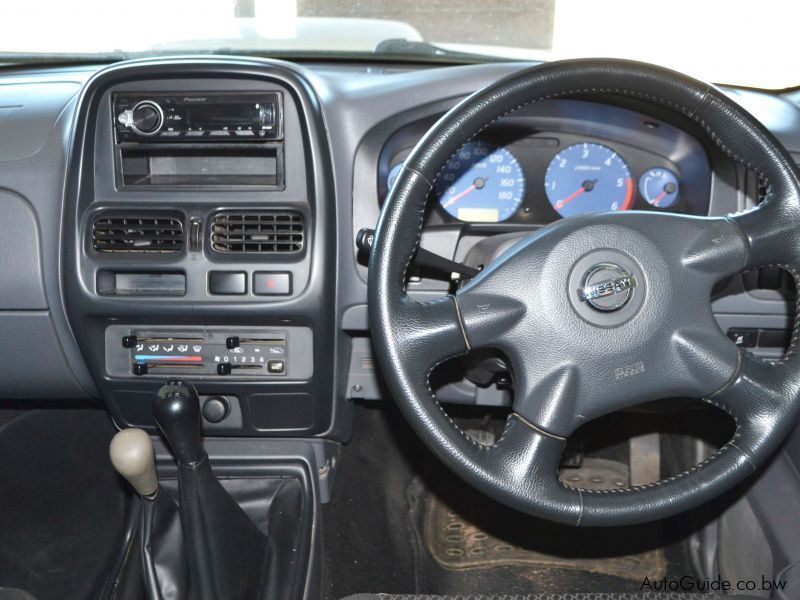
[368,59,800,527]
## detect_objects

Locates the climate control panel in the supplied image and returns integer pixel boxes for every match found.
[105,326,313,380]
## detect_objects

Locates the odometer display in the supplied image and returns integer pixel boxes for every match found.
[544,143,633,218]
[434,140,525,223]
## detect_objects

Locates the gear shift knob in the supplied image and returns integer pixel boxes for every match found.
[153,380,205,465]
[110,428,158,497]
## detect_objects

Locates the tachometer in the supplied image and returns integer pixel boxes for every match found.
[544,143,633,217]
[435,141,525,223]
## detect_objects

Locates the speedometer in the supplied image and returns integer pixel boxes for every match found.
[544,143,633,218]
[435,141,525,223]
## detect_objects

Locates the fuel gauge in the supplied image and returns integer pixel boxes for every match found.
[639,168,679,208]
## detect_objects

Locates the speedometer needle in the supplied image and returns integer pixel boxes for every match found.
[554,179,596,211]
[443,177,488,208]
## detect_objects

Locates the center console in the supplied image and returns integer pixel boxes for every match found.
[61,57,338,600]
[62,59,340,441]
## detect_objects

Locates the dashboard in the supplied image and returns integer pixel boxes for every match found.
[0,57,796,440]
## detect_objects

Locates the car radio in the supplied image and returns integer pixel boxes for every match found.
[113,92,283,142]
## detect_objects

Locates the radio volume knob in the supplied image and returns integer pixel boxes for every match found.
[131,100,164,135]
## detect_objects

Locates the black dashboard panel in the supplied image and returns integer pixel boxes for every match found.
[2,56,800,436]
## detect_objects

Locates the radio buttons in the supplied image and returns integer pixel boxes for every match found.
[256,104,275,129]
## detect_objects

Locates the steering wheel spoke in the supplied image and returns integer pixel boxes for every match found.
[390,295,471,373]
[470,414,582,522]
[502,350,580,438]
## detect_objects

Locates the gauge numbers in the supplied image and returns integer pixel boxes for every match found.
[434,140,525,223]
[544,143,633,217]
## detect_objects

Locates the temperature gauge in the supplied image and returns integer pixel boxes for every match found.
[639,168,680,208]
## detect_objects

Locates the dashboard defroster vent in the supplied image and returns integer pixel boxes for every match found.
[92,214,184,253]
[211,211,304,254]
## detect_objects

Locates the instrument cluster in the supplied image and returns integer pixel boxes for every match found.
[379,126,708,225]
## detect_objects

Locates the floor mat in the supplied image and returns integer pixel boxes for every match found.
[324,405,703,599]
[418,461,666,581]
[0,409,128,600]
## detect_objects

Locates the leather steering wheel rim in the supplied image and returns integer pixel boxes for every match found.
[368,58,800,527]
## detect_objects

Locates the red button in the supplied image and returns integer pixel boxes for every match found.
[253,272,291,295]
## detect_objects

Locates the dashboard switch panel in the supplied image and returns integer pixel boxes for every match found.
[105,326,313,380]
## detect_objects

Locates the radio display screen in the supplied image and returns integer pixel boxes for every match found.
[185,103,255,129]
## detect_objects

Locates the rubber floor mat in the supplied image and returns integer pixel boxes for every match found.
[0,409,127,600]
[417,459,666,582]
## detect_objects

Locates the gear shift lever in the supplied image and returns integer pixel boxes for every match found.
[110,428,187,600]
[154,381,205,464]
[153,380,268,600]
[110,428,158,497]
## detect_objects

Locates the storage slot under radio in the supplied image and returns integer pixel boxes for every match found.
[119,143,283,188]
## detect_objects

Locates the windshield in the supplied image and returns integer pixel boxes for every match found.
[1,0,796,89]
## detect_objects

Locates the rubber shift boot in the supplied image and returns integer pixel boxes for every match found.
[140,488,188,600]
[177,455,269,600]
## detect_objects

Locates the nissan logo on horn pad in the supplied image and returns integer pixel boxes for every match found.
[577,263,637,312]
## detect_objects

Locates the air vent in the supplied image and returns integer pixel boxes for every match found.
[211,211,304,254]
[92,214,184,253]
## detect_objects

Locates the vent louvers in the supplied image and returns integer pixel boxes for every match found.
[92,215,184,253]
[211,211,304,254]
